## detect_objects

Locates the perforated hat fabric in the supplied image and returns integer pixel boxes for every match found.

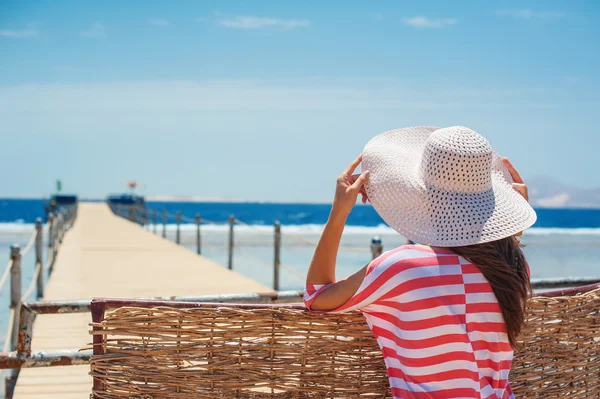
[362,126,537,247]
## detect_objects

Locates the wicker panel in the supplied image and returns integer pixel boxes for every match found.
[90,288,600,398]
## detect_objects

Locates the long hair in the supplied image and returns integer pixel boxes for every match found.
[450,236,531,348]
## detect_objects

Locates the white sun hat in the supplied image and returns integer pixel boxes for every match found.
[362,126,537,247]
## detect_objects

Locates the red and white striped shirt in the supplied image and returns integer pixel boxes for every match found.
[304,245,517,399]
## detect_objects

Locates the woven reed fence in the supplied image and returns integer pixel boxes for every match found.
[90,286,600,399]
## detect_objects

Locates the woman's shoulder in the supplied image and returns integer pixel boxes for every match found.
[366,244,456,275]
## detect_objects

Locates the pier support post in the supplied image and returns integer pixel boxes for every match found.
[273,221,281,291]
[47,213,56,274]
[228,215,235,270]
[196,214,201,255]
[35,218,44,299]
[57,212,64,244]
[176,212,182,244]
[162,210,167,238]
[371,236,383,260]
[9,245,22,354]
[47,213,54,249]
[153,210,157,234]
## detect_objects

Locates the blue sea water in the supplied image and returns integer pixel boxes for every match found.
[2,197,599,289]
[3,198,600,228]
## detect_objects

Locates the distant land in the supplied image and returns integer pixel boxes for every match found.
[1,178,599,208]
[528,177,600,209]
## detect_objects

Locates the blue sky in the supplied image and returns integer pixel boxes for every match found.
[0,1,598,201]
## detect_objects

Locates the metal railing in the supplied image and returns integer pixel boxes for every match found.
[1,204,77,398]
[108,204,382,291]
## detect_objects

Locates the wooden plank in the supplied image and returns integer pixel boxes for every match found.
[13,203,273,398]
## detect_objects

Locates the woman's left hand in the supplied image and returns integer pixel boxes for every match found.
[502,157,529,238]
[501,157,528,201]
[332,154,370,216]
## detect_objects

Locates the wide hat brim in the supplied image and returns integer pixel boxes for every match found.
[362,126,537,247]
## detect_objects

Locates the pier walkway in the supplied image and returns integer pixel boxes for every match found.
[12,202,272,399]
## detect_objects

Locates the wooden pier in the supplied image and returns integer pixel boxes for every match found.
[12,202,272,399]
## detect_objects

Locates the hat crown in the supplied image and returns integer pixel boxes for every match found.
[420,126,493,193]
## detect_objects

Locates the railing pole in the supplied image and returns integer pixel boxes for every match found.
[47,213,55,275]
[228,215,235,270]
[162,210,167,238]
[196,214,201,255]
[176,211,181,244]
[371,236,383,260]
[10,245,22,353]
[58,212,65,244]
[273,221,281,291]
[52,213,58,266]
[47,213,54,249]
[35,218,44,299]
[153,210,157,234]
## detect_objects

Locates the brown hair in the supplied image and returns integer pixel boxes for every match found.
[450,236,531,348]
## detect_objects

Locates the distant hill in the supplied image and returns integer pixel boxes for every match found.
[528,177,600,209]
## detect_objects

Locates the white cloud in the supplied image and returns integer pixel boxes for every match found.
[148,18,169,27]
[402,16,458,29]
[536,193,570,207]
[81,23,107,38]
[496,9,566,19]
[0,29,38,38]
[217,16,310,29]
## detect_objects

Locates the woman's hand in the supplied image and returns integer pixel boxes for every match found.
[332,154,370,216]
[501,157,528,201]
[502,157,529,238]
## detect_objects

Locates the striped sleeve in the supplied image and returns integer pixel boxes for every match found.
[303,246,414,313]
[303,283,334,310]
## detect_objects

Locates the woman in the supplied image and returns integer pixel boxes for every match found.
[304,126,536,399]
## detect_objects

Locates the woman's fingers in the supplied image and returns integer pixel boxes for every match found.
[502,157,529,201]
[348,173,370,203]
[350,171,370,191]
[501,157,524,184]
[344,154,363,176]
[512,184,529,201]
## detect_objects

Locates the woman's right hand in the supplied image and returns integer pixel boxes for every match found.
[332,155,370,216]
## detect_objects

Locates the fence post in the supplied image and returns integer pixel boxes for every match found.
[162,210,167,238]
[52,213,59,266]
[371,236,383,260]
[9,245,22,352]
[35,218,44,299]
[176,211,182,244]
[57,212,64,244]
[196,214,201,255]
[273,221,281,291]
[47,213,54,249]
[153,210,157,234]
[228,215,235,270]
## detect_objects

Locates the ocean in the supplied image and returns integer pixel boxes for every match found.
[1,198,600,356]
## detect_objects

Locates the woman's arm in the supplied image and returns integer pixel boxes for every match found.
[305,155,370,311]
